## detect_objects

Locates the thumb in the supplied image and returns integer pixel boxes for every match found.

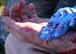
[19,0,28,22]
[2,16,19,32]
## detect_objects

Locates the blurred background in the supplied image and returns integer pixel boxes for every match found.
[0,0,6,54]
[0,0,5,15]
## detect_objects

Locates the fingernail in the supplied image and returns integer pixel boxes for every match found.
[29,3,34,6]
[12,3,20,11]
[20,0,25,7]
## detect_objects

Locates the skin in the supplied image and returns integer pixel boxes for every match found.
[2,0,76,53]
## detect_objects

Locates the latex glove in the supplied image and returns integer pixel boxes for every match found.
[40,6,76,41]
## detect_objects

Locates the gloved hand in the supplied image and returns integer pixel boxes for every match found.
[40,6,76,41]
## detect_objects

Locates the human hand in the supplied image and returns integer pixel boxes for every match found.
[40,7,76,41]
[2,0,48,41]
[2,1,76,53]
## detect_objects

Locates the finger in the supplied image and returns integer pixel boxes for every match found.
[50,8,68,22]
[11,3,21,22]
[20,0,28,22]
[2,7,9,17]
[69,16,76,27]
[20,0,25,16]
[54,15,72,38]
[28,3,38,18]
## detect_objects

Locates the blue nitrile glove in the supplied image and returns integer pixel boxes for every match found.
[40,6,76,41]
